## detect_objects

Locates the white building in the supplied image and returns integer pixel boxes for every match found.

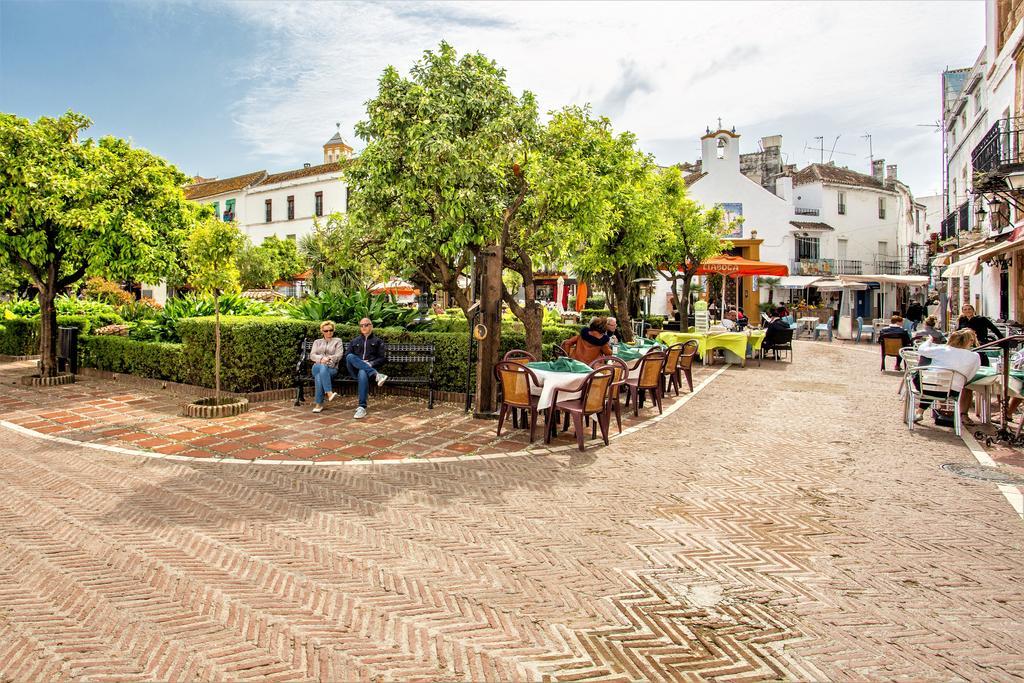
[938,0,1024,325]
[652,126,925,322]
[183,128,352,247]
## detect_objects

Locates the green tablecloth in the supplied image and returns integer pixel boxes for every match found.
[969,366,999,385]
[614,346,645,361]
[526,358,592,374]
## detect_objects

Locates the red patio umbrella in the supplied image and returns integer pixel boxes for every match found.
[695,256,788,315]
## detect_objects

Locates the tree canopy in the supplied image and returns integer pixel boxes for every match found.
[0,111,198,375]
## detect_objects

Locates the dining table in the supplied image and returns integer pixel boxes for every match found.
[797,316,819,339]
[524,360,592,411]
[656,329,766,367]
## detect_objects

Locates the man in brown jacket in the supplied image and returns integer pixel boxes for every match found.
[562,317,613,364]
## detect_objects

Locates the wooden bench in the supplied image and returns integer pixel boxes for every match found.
[294,339,436,408]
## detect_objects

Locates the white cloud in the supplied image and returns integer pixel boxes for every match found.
[217,0,983,196]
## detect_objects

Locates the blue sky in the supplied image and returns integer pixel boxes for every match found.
[2,1,985,197]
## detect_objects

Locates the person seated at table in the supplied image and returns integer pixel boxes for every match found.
[878,315,912,368]
[913,315,946,344]
[957,304,1003,346]
[763,308,792,346]
[562,316,613,364]
[606,316,620,345]
[913,330,982,425]
[721,309,738,331]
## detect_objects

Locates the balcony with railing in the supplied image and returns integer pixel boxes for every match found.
[873,258,904,275]
[794,207,820,216]
[790,259,863,276]
[972,116,1024,175]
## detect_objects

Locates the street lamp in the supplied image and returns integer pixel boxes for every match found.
[975,198,987,228]
[632,277,655,337]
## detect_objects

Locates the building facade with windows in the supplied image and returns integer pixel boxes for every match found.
[183,130,351,247]
[651,126,925,322]
[938,0,1024,325]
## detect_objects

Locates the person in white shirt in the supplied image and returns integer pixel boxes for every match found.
[913,330,981,424]
[721,310,738,331]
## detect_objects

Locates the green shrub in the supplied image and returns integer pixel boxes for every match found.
[170,317,581,394]
[80,335,185,383]
[580,308,612,319]
[0,296,40,317]
[583,296,606,310]
[0,317,38,355]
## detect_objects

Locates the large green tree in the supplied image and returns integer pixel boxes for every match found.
[503,106,620,355]
[298,214,376,294]
[652,167,732,325]
[573,131,669,342]
[0,111,197,376]
[346,42,537,412]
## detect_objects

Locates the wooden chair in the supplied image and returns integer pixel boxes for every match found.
[590,356,629,434]
[548,366,615,451]
[675,340,699,393]
[660,343,687,396]
[880,336,904,371]
[494,361,543,443]
[502,349,536,364]
[624,351,666,416]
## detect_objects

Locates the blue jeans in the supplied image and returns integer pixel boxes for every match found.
[346,354,379,408]
[311,363,338,404]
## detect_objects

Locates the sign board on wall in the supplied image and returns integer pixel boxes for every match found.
[721,203,743,238]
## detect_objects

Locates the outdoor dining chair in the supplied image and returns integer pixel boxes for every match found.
[854,317,875,343]
[547,366,615,451]
[660,342,688,396]
[500,350,537,427]
[624,351,666,416]
[590,355,629,434]
[812,320,834,342]
[761,329,794,362]
[880,336,904,371]
[676,339,699,391]
[897,347,920,396]
[904,366,969,437]
[494,361,543,443]
[551,342,569,359]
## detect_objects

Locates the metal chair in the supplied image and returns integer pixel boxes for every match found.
[761,328,794,362]
[494,361,543,443]
[590,356,629,434]
[813,320,833,342]
[624,351,666,416]
[904,367,968,436]
[548,367,615,451]
[897,347,920,396]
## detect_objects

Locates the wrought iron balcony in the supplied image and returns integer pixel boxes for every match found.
[972,116,1024,174]
[832,259,863,275]
[873,258,903,275]
[794,207,820,216]
[791,259,863,276]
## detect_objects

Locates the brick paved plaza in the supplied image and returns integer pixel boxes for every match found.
[1,341,1023,681]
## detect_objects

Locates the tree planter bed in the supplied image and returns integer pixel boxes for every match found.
[20,373,75,387]
[183,397,249,419]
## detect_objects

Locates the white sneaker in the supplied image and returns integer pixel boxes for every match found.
[376,373,388,387]
[312,405,323,413]
[326,391,337,402]
[354,406,367,419]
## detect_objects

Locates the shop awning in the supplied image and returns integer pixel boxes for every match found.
[941,257,981,278]
[812,278,869,291]
[972,235,1024,264]
[774,275,824,288]
[840,274,930,286]
[696,255,789,276]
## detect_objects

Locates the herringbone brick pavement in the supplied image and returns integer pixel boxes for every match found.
[1,342,1022,681]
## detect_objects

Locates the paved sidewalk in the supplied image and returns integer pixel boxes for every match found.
[0,360,714,463]
[1,342,1022,681]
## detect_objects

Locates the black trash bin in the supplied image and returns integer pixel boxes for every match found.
[57,326,79,375]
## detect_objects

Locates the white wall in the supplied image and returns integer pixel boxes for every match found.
[243,173,347,245]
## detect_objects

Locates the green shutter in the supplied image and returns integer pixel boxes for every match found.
[212,201,220,218]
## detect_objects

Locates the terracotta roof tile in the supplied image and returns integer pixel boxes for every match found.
[789,221,835,231]
[684,171,706,186]
[258,161,345,186]
[184,171,266,200]
[791,163,889,191]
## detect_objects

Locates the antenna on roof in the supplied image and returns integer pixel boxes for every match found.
[862,133,873,168]
[807,136,855,165]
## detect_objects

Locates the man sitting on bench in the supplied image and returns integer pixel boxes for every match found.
[346,318,388,419]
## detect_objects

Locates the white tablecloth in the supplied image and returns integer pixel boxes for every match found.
[529,368,587,410]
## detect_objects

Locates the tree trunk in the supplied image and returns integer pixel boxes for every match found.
[38,287,58,378]
[214,290,221,403]
[668,276,683,323]
[612,272,633,342]
[680,276,692,328]
[523,302,543,358]
[474,245,503,415]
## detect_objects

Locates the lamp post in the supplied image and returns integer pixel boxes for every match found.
[632,277,655,338]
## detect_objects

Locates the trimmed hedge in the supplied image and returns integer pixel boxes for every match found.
[0,314,96,356]
[71,316,581,394]
[580,308,613,319]
[80,335,185,383]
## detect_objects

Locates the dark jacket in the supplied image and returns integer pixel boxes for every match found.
[958,315,1002,346]
[878,325,911,348]
[347,333,388,369]
[905,303,925,323]
[763,318,792,347]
